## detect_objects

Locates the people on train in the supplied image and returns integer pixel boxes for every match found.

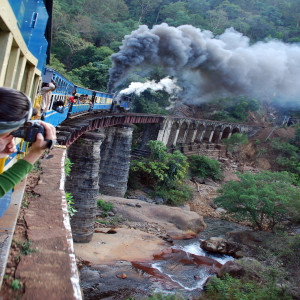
[40,79,57,120]
[0,87,56,198]
[52,99,65,113]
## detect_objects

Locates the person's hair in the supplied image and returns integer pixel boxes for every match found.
[41,82,49,88]
[0,87,30,122]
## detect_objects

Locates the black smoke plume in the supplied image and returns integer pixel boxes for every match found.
[108,23,300,104]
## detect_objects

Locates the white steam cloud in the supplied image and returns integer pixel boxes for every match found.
[108,23,300,105]
[120,77,182,96]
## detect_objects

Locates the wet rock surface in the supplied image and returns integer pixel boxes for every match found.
[201,237,241,256]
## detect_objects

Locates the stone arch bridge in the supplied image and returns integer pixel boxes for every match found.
[57,113,259,147]
[56,113,259,243]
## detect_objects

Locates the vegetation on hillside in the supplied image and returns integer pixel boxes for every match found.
[51,0,300,115]
[214,171,300,231]
[189,155,222,181]
[129,140,193,205]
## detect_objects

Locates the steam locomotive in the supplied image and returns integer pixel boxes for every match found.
[42,67,132,127]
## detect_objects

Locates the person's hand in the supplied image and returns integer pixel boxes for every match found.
[0,136,17,158]
[23,121,56,165]
[30,121,56,154]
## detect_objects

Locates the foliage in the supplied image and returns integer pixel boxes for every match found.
[11,279,23,291]
[266,233,300,268]
[222,133,248,153]
[97,199,114,212]
[189,155,222,181]
[129,140,192,205]
[140,293,185,300]
[214,171,300,231]
[130,141,189,187]
[66,192,77,217]
[270,138,300,185]
[19,240,39,255]
[204,273,292,300]
[52,0,300,104]
[64,157,73,177]
[211,97,260,122]
[154,183,193,206]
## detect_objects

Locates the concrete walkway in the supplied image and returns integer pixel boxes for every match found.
[14,148,81,299]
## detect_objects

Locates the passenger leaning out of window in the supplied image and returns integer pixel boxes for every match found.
[40,79,57,120]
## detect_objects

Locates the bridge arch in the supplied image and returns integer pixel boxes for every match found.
[232,127,240,135]
[202,125,213,143]
[185,122,196,144]
[176,121,188,145]
[166,122,180,147]
[211,125,222,143]
[194,124,205,143]
[221,126,231,140]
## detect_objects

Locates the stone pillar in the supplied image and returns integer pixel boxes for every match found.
[172,128,180,146]
[198,127,206,143]
[190,129,198,144]
[65,132,105,243]
[217,130,224,144]
[181,129,189,145]
[208,128,215,143]
[99,125,134,197]
[157,120,172,146]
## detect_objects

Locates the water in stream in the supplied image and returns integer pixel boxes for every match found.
[81,218,249,299]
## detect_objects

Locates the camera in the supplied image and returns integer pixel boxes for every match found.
[11,120,45,142]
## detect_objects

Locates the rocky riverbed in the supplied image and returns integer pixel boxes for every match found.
[75,194,250,299]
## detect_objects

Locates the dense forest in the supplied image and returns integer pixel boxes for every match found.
[51,0,300,114]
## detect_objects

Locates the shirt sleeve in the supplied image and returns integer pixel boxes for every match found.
[0,159,33,198]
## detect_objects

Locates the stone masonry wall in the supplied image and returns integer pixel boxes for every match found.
[65,132,105,243]
[98,125,134,197]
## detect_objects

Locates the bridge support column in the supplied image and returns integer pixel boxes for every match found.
[172,128,180,147]
[198,127,206,143]
[99,125,134,197]
[208,128,215,143]
[217,130,224,144]
[157,120,172,146]
[190,129,198,144]
[65,132,105,243]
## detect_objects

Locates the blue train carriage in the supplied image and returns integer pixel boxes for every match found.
[0,0,52,177]
[42,67,115,121]
[74,86,113,113]
[0,0,53,286]
[42,67,72,126]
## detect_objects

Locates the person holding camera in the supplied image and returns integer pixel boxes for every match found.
[0,87,56,198]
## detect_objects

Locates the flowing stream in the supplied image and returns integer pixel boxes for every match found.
[81,218,249,299]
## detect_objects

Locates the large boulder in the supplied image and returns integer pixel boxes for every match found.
[201,237,241,256]
[100,195,206,237]
[217,261,245,278]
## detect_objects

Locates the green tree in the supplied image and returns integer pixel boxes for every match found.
[222,133,248,153]
[129,140,191,205]
[189,155,222,180]
[214,171,300,231]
